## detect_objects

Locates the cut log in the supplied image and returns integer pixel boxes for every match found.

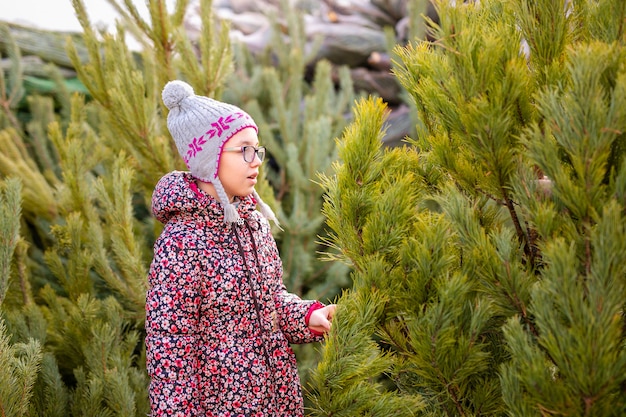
[215,0,280,14]
[369,0,408,21]
[382,103,413,147]
[344,0,398,27]
[367,51,392,72]
[307,22,387,67]
[1,55,77,79]
[213,9,269,35]
[350,67,402,104]
[0,22,89,69]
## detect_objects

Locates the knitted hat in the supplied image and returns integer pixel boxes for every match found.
[162,80,276,224]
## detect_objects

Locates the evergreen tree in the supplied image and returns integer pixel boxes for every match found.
[209,0,357,394]
[223,0,355,302]
[310,0,626,415]
[0,0,355,414]
[0,179,43,417]
[0,0,234,414]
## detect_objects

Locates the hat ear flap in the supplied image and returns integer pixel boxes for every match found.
[253,190,278,225]
[223,204,240,223]
[213,178,240,223]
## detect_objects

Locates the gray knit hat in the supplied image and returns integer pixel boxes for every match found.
[162,80,276,224]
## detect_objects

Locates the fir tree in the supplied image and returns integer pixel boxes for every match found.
[0,0,234,414]
[310,0,626,415]
[219,0,357,393]
[0,179,43,417]
[223,0,355,301]
[1,0,356,414]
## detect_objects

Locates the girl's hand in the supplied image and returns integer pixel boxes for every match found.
[308,304,336,334]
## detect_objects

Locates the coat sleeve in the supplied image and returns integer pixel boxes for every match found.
[274,282,326,344]
[256,219,325,344]
[145,235,202,416]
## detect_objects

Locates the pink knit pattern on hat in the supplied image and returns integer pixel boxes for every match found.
[162,80,277,224]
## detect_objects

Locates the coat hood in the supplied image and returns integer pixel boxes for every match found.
[151,170,257,225]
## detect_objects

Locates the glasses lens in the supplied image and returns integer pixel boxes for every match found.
[243,146,265,162]
[243,146,254,162]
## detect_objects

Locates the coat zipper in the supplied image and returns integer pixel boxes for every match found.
[231,222,275,377]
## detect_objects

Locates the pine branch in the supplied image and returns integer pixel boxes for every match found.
[0,24,26,135]
[0,319,43,417]
[0,178,22,306]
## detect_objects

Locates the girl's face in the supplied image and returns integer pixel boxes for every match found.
[217,127,262,202]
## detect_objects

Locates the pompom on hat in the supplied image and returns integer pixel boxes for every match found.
[162,80,276,224]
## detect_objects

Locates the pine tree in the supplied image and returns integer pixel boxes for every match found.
[223,0,355,302]
[310,0,626,415]
[218,0,357,394]
[0,179,43,417]
[1,0,233,414]
[1,0,357,414]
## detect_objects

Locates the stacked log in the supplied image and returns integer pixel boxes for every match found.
[208,0,420,99]
[2,0,437,145]
[206,0,436,146]
[0,24,88,69]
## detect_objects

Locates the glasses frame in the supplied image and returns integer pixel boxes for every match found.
[222,145,266,163]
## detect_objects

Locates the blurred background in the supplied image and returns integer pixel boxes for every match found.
[4,0,152,32]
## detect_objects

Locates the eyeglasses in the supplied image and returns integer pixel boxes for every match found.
[222,146,266,163]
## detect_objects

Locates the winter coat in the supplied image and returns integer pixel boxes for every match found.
[146,171,323,417]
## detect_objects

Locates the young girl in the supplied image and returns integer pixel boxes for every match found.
[145,80,335,416]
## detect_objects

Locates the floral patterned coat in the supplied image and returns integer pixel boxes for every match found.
[146,171,323,417]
